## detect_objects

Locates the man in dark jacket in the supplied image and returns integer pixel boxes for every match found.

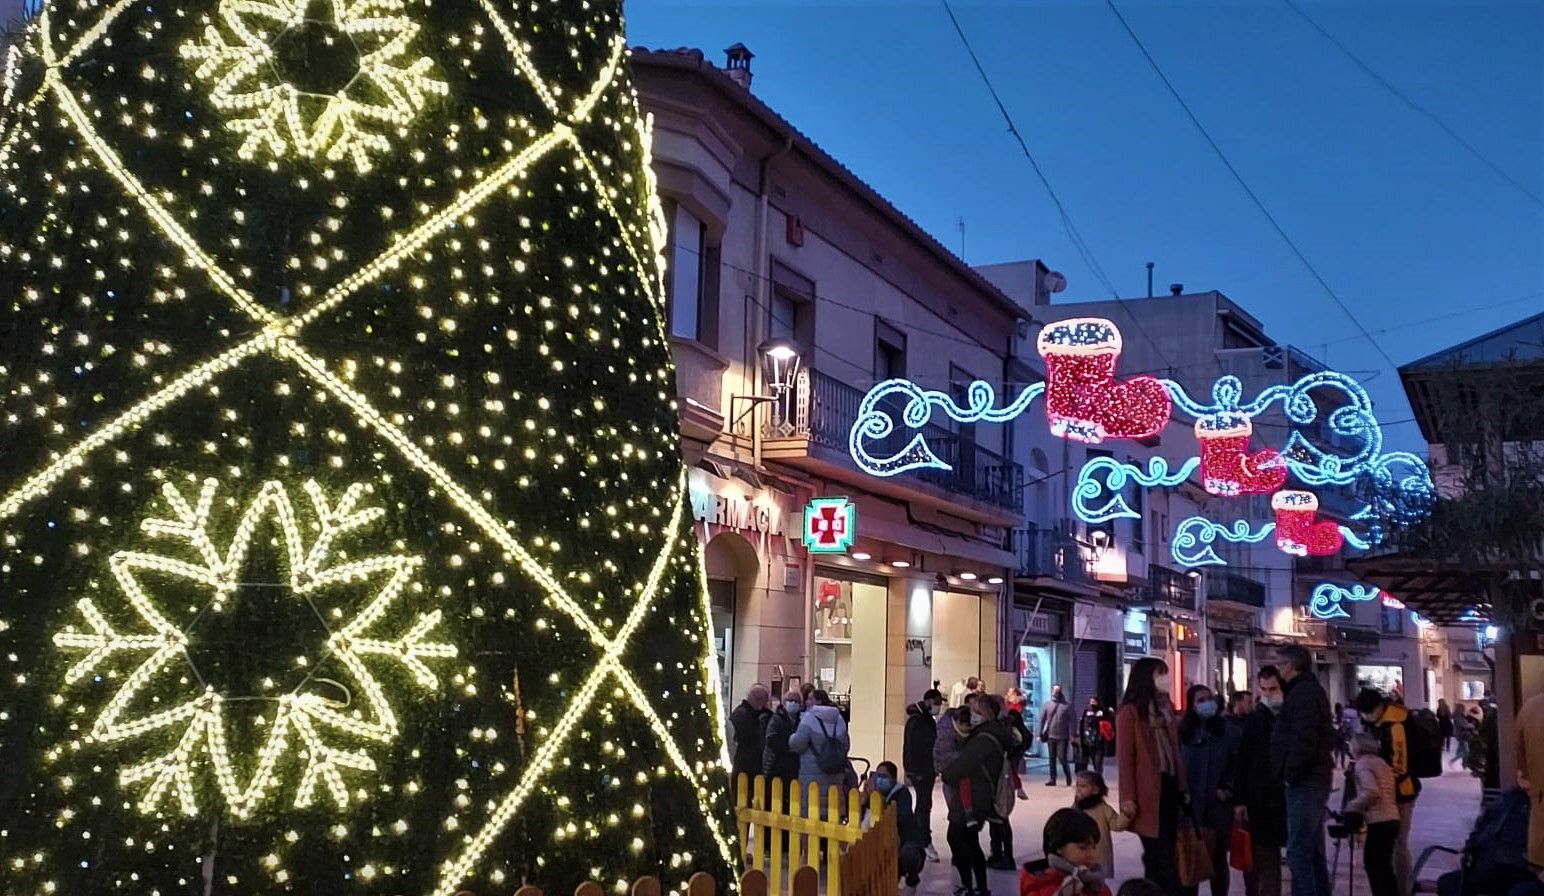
[727,684,770,786]
[902,687,944,862]
[761,690,802,786]
[1270,645,1335,896]
[941,706,1009,893]
[1039,683,1074,786]
[1237,665,1289,896]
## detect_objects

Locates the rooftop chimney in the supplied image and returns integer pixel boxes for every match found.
[723,43,754,90]
[1169,283,1184,296]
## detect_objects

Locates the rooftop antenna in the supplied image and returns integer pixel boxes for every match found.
[957,216,966,257]
[1146,262,1154,298]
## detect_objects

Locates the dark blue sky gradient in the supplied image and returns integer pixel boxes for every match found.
[626,0,1544,448]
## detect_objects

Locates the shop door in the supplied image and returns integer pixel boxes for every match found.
[1072,643,1102,709]
[707,578,735,708]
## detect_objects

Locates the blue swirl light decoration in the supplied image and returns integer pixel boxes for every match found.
[1308,582,1381,620]
[1171,517,1277,567]
[847,346,1435,568]
[848,379,1043,477]
[1074,456,1201,524]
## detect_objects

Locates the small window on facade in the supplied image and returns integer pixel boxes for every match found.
[666,203,706,341]
[769,291,798,343]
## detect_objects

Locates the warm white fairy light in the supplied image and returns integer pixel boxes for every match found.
[51,477,455,818]
[183,0,448,171]
[2,0,737,888]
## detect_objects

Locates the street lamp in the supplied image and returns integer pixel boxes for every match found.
[759,337,802,397]
[731,338,804,430]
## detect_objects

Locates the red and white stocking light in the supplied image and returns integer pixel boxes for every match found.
[1271,490,1344,557]
[1195,411,1287,497]
[1037,318,1172,444]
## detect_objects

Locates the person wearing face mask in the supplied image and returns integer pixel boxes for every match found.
[865,760,927,889]
[761,691,805,788]
[903,688,946,863]
[1179,684,1240,896]
[1235,666,1288,896]
[941,696,1010,895]
[1116,657,1187,894]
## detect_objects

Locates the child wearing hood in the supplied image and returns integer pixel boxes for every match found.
[866,761,926,887]
[1020,808,1113,896]
[1072,771,1129,877]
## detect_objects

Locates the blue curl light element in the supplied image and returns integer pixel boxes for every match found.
[1308,582,1380,620]
[1171,516,1276,567]
[1162,371,1388,487]
[849,379,1044,477]
[1074,456,1201,524]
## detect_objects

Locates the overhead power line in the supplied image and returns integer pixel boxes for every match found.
[937,0,1121,301]
[938,0,1197,380]
[1104,0,1403,373]
[1281,0,1544,208]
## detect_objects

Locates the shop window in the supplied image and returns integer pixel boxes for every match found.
[1381,605,1405,635]
[707,578,736,708]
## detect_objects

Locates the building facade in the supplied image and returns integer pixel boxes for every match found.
[633,46,1026,764]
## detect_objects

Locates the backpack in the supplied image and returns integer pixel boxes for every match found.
[989,731,1014,820]
[813,716,847,775]
[1403,708,1443,778]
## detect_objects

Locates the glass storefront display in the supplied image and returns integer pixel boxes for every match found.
[707,577,735,708]
[1019,644,1054,755]
[1356,663,1405,699]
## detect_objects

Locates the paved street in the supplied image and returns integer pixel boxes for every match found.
[913,758,1483,895]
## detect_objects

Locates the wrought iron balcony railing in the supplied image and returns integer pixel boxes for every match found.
[1149,563,1199,611]
[1013,527,1095,585]
[767,369,1023,511]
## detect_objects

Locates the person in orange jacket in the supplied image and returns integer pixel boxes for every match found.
[1020,808,1113,896]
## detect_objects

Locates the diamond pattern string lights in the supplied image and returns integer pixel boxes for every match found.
[183,0,449,171]
[0,0,736,890]
[1037,317,1172,444]
[54,477,456,818]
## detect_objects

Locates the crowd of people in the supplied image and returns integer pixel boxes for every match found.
[722,645,1531,896]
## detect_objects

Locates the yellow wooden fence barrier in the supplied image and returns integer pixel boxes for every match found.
[734,774,897,896]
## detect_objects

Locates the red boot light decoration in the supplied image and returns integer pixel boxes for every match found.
[1195,412,1288,496]
[1271,490,1344,557]
[1037,317,1172,444]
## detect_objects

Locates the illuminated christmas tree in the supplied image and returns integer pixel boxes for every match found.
[0,0,737,892]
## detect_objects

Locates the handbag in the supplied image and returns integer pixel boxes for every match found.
[1230,825,1254,873]
[1176,820,1214,887]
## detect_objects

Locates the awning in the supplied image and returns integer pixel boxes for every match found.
[856,514,1017,569]
[1345,554,1493,627]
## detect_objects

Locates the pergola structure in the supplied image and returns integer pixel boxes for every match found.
[1354,312,1544,628]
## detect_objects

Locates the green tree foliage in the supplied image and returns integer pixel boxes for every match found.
[0,0,736,892]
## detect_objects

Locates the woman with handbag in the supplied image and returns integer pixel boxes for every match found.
[1180,684,1241,896]
[1116,658,1188,894]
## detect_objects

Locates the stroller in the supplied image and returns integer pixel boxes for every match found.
[1413,787,1535,896]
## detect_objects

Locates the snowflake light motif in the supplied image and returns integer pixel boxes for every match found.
[52,477,456,818]
[182,0,448,171]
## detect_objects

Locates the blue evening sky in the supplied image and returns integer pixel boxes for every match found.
[625,0,1544,449]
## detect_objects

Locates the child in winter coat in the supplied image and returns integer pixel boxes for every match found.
[1020,808,1114,896]
[1343,732,1401,896]
[1072,771,1129,877]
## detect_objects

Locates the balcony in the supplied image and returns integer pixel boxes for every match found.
[1149,563,1199,611]
[669,338,728,443]
[1013,527,1095,589]
[1207,570,1267,608]
[763,368,1024,523]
